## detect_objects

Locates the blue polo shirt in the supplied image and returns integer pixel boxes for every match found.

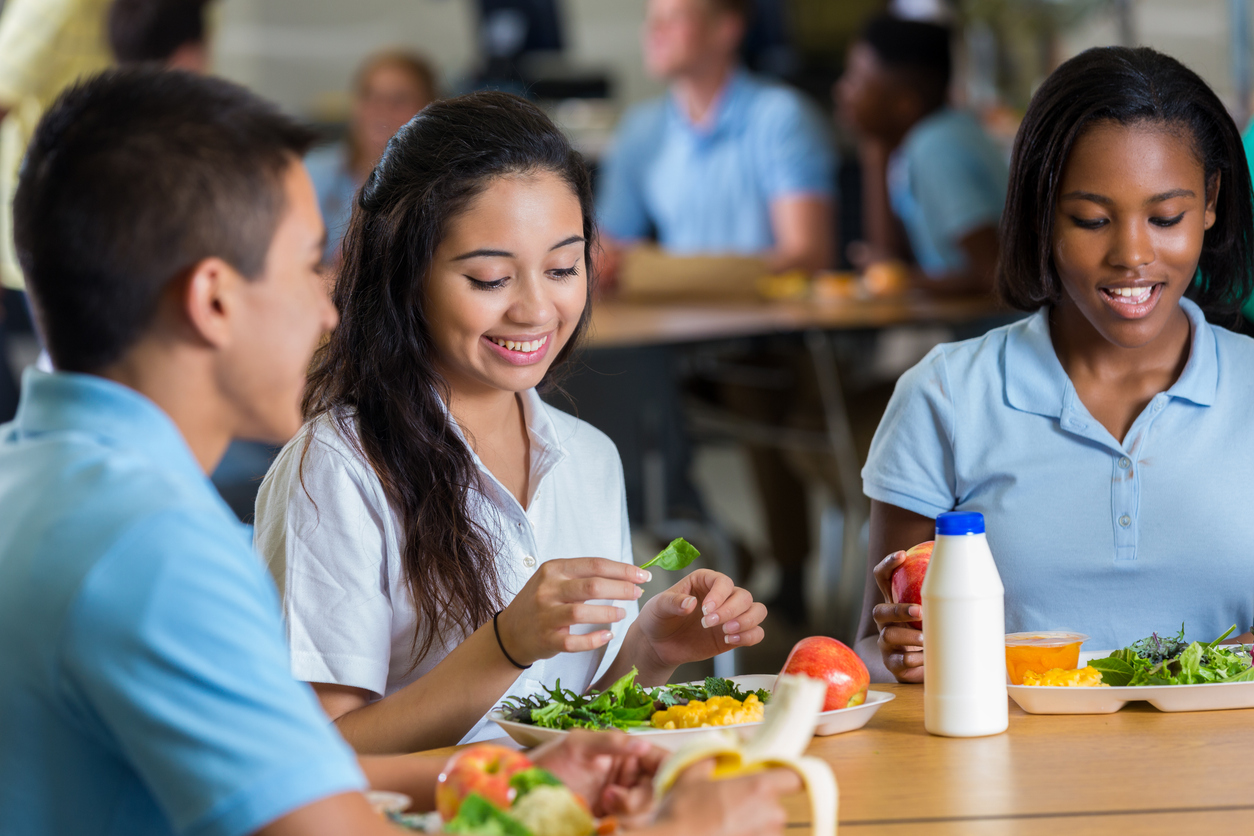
[863,299,1254,650]
[305,142,358,262]
[886,107,1007,277]
[597,68,835,254]
[0,371,364,836]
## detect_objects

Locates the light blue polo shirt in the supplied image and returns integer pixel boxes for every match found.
[887,107,1008,277]
[597,68,835,254]
[305,142,358,262]
[863,298,1254,650]
[0,371,364,836]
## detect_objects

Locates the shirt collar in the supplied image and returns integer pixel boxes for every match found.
[11,368,208,484]
[668,66,751,141]
[1005,296,1218,419]
[437,388,568,511]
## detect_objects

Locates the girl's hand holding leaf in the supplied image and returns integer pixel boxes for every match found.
[627,568,767,681]
[497,557,649,666]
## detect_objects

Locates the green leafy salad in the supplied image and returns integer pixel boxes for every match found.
[1089,625,1254,686]
[499,667,771,731]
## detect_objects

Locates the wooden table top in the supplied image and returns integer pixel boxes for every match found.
[784,682,1254,834]
[418,683,1254,834]
[585,294,1005,349]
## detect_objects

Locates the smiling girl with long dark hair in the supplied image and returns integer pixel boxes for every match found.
[857,46,1254,682]
[254,91,765,752]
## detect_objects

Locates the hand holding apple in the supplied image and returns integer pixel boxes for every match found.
[889,541,933,630]
[778,636,870,710]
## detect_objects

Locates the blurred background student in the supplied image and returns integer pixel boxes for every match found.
[109,0,212,72]
[306,50,438,265]
[836,14,1007,295]
[596,0,835,281]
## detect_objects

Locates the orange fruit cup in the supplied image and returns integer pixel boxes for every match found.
[1004,632,1089,685]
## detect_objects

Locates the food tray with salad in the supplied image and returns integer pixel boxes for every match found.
[490,671,893,750]
[1008,625,1254,714]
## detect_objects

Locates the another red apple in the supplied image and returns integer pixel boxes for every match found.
[436,743,534,820]
[889,540,933,630]
[779,636,870,711]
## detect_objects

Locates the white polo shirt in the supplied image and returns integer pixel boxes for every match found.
[863,298,1254,650]
[254,389,636,743]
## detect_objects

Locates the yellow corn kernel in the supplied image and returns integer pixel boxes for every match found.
[1021,665,1108,687]
[651,694,765,729]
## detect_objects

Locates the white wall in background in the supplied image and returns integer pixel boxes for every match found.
[211,0,663,119]
[1061,0,1241,110]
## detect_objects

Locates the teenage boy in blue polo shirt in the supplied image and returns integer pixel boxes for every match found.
[836,14,1007,294]
[597,0,836,275]
[0,68,794,836]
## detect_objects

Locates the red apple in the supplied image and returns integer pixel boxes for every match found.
[436,743,534,820]
[889,540,933,630]
[779,636,870,711]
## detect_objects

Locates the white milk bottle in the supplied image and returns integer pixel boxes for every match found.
[922,511,1007,737]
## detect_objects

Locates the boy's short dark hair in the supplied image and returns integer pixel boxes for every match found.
[14,67,317,373]
[861,14,952,110]
[998,46,1254,317]
[109,0,212,63]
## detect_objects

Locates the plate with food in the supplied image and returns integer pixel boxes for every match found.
[1007,625,1254,714]
[490,638,893,750]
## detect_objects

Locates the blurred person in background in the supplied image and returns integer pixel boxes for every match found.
[593,0,837,626]
[837,14,1006,294]
[0,0,114,420]
[109,0,213,72]
[306,50,437,265]
[597,0,835,281]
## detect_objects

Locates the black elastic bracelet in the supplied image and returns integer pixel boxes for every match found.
[493,610,531,670]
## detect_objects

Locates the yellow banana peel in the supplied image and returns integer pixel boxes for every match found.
[654,674,838,836]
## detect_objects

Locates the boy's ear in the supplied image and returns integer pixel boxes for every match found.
[181,256,244,349]
[1204,171,1220,230]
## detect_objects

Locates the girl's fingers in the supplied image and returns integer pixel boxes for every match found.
[721,601,767,636]
[651,592,699,618]
[872,551,907,600]
[707,587,755,630]
[697,573,736,626]
[560,629,615,653]
[567,603,628,625]
[722,624,764,648]
[561,557,651,584]
[880,624,923,648]
[872,602,920,627]
[560,576,642,603]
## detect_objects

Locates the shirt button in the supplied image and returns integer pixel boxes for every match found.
[1153,401,1164,412]
[522,554,536,568]
[1118,457,1131,469]
[1118,515,1132,527]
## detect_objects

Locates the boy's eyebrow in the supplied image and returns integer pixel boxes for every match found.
[1060,188,1196,205]
[452,236,586,261]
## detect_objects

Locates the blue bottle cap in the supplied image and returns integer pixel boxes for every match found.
[936,511,985,535]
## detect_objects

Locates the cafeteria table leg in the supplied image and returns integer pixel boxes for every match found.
[804,329,869,644]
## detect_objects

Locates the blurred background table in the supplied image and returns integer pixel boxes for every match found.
[586,295,1003,349]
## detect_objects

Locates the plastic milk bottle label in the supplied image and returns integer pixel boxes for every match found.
[922,511,1008,737]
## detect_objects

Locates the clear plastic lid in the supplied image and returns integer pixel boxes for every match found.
[1004,631,1089,647]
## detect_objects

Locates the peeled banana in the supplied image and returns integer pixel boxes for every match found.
[653,674,838,836]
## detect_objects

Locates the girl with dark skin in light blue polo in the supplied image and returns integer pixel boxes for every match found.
[859,47,1254,682]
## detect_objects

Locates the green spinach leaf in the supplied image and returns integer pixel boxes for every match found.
[641,538,700,572]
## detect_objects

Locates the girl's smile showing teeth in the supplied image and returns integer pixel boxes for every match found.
[482,332,552,365]
[1098,282,1163,319]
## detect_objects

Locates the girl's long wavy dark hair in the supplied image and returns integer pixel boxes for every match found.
[998,46,1254,319]
[302,91,596,666]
